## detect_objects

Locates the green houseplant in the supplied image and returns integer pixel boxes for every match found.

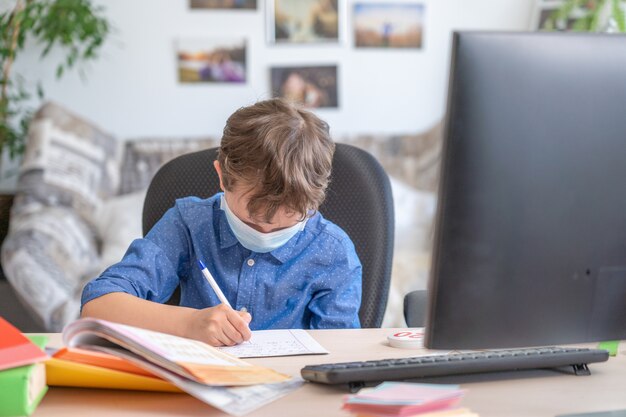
[0,0,110,161]
[541,0,626,32]
[0,0,109,271]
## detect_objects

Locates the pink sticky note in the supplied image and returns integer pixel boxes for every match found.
[354,382,464,405]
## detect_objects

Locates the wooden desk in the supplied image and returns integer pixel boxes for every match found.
[36,329,626,417]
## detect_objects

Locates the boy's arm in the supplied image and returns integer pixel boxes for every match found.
[82,292,196,336]
[81,205,189,308]
[81,203,251,345]
[82,293,251,345]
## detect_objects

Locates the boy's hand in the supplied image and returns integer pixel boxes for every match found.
[187,304,252,346]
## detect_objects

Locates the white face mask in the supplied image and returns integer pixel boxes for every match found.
[220,195,307,253]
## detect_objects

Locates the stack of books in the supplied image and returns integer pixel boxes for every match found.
[342,382,478,417]
[0,317,49,417]
[45,318,303,416]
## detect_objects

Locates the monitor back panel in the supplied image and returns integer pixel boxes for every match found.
[426,32,626,350]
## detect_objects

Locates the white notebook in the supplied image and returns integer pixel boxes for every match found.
[218,329,329,358]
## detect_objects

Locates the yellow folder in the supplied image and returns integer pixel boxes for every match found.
[45,358,182,393]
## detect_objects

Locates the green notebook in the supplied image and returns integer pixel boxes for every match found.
[0,335,48,417]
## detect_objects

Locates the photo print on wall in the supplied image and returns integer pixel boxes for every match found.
[270,65,338,108]
[530,0,624,32]
[176,38,247,83]
[190,0,257,9]
[268,0,340,44]
[353,2,424,48]
[531,1,577,30]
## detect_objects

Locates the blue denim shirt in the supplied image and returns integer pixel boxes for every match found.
[81,193,362,329]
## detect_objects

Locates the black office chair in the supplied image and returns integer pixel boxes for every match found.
[142,143,394,328]
[404,289,428,328]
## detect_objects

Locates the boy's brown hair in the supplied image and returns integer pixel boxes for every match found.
[218,98,335,223]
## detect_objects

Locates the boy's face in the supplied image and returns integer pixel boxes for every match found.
[214,161,302,233]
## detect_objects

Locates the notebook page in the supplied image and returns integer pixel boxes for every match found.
[112,323,244,367]
[217,329,328,358]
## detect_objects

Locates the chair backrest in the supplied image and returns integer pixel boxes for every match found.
[142,143,394,328]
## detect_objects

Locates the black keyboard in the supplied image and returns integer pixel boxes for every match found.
[301,346,609,387]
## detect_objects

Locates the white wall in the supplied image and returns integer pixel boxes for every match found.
[12,0,535,140]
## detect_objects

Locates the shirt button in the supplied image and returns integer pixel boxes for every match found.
[247,259,255,267]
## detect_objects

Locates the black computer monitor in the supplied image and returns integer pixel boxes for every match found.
[424,31,626,350]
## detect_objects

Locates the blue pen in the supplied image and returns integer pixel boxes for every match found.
[197,260,232,308]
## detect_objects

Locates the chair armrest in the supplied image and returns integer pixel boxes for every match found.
[404,289,428,327]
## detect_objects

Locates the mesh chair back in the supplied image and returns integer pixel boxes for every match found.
[142,143,394,327]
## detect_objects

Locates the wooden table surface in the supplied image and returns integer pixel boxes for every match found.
[33,329,626,417]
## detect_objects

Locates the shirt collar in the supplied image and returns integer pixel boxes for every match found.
[267,212,318,263]
[216,195,240,249]
[218,215,240,249]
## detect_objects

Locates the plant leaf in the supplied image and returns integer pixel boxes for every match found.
[612,0,626,31]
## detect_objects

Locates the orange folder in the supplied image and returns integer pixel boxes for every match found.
[53,347,155,377]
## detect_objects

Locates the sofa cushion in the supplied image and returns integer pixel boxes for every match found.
[1,206,99,331]
[15,102,121,226]
[94,189,146,274]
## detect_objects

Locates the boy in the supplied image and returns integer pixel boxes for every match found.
[81,98,362,346]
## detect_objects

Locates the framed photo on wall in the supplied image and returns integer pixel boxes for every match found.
[531,0,614,31]
[353,2,425,49]
[189,0,257,10]
[176,39,247,83]
[270,65,338,108]
[531,0,572,30]
[267,0,341,44]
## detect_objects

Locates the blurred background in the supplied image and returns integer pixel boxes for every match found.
[1,0,622,331]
